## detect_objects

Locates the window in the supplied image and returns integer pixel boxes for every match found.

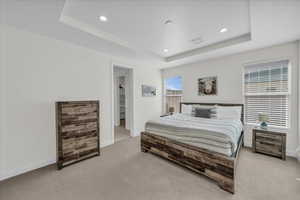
[244,60,289,128]
[165,76,183,113]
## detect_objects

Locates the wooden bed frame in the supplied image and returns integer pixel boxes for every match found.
[141,102,244,194]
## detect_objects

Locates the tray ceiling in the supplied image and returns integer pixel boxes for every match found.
[4,0,300,68]
[61,0,251,61]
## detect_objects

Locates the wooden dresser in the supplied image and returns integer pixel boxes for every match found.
[252,127,286,160]
[56,101,100,169]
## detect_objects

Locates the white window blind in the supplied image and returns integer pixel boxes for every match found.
[244,60,289,128]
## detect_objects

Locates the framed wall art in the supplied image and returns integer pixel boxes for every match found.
[198,76,217,96]
[142,85,156,97]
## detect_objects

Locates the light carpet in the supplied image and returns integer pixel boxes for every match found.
[114,126,130,143]
[0,137,299,200]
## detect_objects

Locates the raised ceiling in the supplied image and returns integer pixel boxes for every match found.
[62,0,251,61]
[3,0,300,68]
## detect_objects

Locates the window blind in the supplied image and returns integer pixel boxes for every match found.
[244,60,289,128]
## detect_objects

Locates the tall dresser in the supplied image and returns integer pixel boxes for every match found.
[56,100,100,169]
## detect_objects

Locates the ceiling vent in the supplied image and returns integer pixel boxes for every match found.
[190,37,203,44]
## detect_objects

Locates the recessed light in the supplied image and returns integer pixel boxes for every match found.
[220,28,228,33]
[99,16,108,22]
[163,49,169,53]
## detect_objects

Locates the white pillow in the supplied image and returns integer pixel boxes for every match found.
[181,104,193,115]
[216,106,242,120]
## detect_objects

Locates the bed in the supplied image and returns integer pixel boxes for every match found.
[141,102,244,194]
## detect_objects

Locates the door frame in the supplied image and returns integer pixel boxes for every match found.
[111,62,134,144]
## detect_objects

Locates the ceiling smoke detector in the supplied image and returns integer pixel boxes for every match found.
[164,19,173,25]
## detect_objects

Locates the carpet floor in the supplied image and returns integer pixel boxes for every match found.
[114,126,130,143]
[0,137,299,200]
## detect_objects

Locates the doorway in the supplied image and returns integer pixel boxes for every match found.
[119,76,126,128]
[113,65,133,143]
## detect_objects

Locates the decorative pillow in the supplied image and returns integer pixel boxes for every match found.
[194,108,212,118]
[209,107,218,119]
[216,106,242,120]
[181,104,193,115]
[191,105,216,116]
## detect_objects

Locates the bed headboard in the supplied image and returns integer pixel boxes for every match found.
[180,102,244,123]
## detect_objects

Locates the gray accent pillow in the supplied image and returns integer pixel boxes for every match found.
[191,105,216,116]
[194,108,212,118]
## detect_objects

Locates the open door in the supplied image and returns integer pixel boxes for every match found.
[113,65,133,143]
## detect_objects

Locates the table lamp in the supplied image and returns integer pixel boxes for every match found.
[258,113,269,129]
[169,107,175,115]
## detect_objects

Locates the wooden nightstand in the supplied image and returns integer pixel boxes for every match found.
[160,113,172,117]
[252,127,286,160]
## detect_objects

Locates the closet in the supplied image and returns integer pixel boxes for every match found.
[119,76,126,127]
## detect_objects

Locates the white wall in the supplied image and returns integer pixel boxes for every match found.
[162,42,299,156]
[297,40,300,161]
[0,24,6,178]
[133,68,162,136]
[0,0,6,178]
[0,25,162,180]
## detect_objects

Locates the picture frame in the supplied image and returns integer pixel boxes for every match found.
[142,85,156,97]
[198,76,217,96]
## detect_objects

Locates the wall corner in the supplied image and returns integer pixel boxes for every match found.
[297,40,300,161]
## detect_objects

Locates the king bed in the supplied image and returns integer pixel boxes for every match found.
[141,102,244,194]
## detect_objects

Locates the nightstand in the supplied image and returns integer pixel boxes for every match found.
[252,127,286,160]
[160,113,172,117]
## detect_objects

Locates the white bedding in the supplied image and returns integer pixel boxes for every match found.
[145,113,243,156]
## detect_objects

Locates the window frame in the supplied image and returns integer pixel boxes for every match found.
[242,59,291,129]
[163,76,183,114]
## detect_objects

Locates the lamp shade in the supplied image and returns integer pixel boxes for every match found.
[169,107,175,113]
[258,113,269,122]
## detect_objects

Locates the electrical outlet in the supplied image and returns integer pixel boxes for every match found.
[296,178,300,182]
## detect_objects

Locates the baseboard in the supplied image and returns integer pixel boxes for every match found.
[131,134,140,138]
[0,140,114,181]
[296,146,300,162]
[0,159,56,182]
[100,139,114,148]
[286,150,296,158]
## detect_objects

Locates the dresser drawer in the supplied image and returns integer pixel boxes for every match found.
[61,104,98,115]
[255,136,283,146]
[255,132,282,141]
[255,142,282,157]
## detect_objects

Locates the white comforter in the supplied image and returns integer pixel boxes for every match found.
[145,113,243,156]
